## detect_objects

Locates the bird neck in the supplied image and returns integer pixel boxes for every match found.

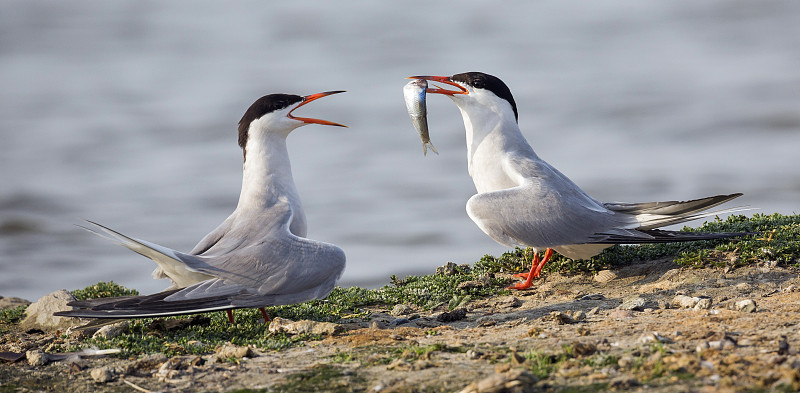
[459,106,532,193]
[237,132,307,235]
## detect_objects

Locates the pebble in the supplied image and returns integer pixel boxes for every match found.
[436,308,467,322]
[90,366,114,383]
[19,290,82,332]
[436,261,459,276]
[672,295,713,310]
[618,296,646,311]
[578,293,606,301]
[594,270,617,283]
[608,309,635,319]
[638,332,673,344]
[735,299,757,313]
[26,349,48,367]
[214,343,254,359]
[390,304,415,316]
[389,318,411,327]
[268,317,343,335]
[92,321,130,340]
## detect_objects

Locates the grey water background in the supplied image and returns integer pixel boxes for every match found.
[1,1,799,301]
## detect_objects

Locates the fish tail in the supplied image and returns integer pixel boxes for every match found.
[423,142,438,156]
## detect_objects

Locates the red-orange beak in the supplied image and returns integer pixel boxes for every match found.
[407,76,468,96]
[288,90,347,127]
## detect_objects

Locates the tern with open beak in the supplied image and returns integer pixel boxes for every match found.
[409,72,750,290]
[56,91,347,322]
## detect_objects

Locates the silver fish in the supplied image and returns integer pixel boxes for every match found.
[403,79,438,155]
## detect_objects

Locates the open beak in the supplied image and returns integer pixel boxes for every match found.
[407,76,468,96]
[288,90,348,127]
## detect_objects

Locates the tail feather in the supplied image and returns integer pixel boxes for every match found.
[604,193,752,230]
[54,289,237,319]
[79,221,183,264]
[592,228,755,245]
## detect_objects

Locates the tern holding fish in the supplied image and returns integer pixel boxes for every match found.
[403,78,438,155]
[410,71,751,290]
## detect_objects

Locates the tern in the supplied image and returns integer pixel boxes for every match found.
[410,72,749,290]
[55,91,347,321]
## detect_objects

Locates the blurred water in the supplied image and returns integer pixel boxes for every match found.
[1,1,799,301]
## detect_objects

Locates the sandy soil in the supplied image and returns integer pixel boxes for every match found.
[2,259,799,392]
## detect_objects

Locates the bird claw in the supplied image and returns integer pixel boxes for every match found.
[507,281,535,290]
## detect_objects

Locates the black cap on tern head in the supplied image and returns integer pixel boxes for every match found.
[238,94,304,149]
[452,72,518,121]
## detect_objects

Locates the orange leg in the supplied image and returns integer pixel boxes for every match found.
[259,307,271,324]
[508,248,554,290]
[226,309,235,324]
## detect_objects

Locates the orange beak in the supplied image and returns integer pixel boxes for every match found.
[288,90,347,127]
[407,76,468,96]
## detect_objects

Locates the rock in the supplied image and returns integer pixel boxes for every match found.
[572,342,597,356]
[90,366,114,383]
[214,344,254,359]
[26,349,48,366]
[456,368,538,393]
[489,296,522,309]
[594,270,617,283]
[457,280,486,290]
[0,296,30,310]
[436,261,459,276]
[19,290,82,332]
[390,304,415,316]
[389,318,411,327]
[548,311,575,325]
[92,321,130,340]
[638,332,673,344]
[268,317,343,335]
[436,308,467,322]
[672,295,713,310]
[578,293,605,301]
[735,299,757,313]
[618,296,646,311]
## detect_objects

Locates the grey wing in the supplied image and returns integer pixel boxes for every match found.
[169,201,346,304]
[466,156,644,248]
[467,183,617,248]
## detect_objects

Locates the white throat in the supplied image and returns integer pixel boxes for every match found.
[238,130,307,237]
[454,95,531,193]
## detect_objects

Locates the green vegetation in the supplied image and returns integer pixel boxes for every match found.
[70,281,139,300]
[270,364,365,393]
[0,305,27,334]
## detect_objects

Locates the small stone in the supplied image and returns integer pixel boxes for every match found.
[573,342,596,356]
[586,306,600,316]
[594,270,617,283]
[457,280,486,290]
[526,327,542,337]
[436,261,459,276]
[214,344,254,359]
[390,304,415,316]
[475,316,497,327]
[694,297,713,310]
[578,293,605,301]
[457,368,538,393]
[92,321,130,340]
[466,349,483,360]
[572,310,586,322]
[436,308,467,322]
[638,332,673,344]
[577,326,591,336]
[26,349,48,366]
[509,351,527,365]
[268,317,343,335]
[491,296,522,309]
[618,296,646,311]
[548,311,575,324]
[735,299,757,313]
[90,366,114,383]
[19,290,82,332]
[618,355,635,369]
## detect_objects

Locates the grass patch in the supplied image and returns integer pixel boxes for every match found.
[70,281,139,300]
[0,305,26,334]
